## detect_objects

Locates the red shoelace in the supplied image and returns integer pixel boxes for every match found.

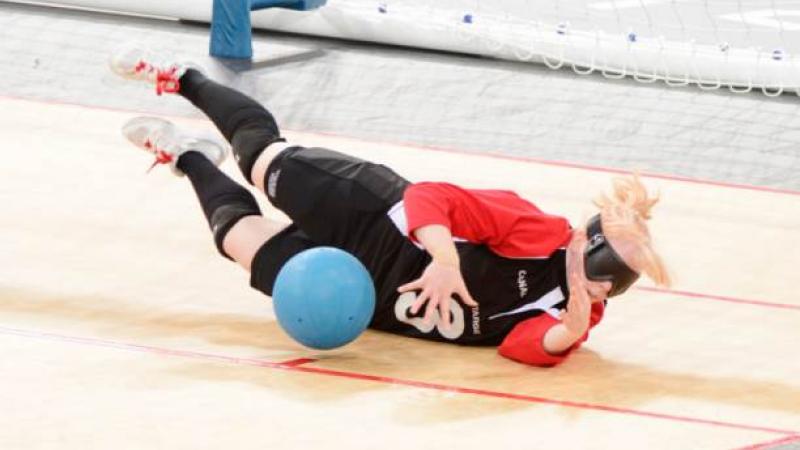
[143,139,174,173]
[134,61,181,96]
[155,67,180,96]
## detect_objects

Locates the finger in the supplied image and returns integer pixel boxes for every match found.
[424,294,440,324]
[567,267,581,281]
[573,297,588,315]
[459,286,478,307]
[574,241,587,265]
[398,278,423,293]
[577,270,592,286]
[573,296,590,320]
[567,293,587,314]
[411,289,431,314]
[568,286,580,302]
[570,275,587,294]
[574,291,590,310]
[440,296,451,330]
[576,285,591,302]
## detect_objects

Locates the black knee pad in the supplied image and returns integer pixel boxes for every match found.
[210,199,262,260]
[227,108,285,184]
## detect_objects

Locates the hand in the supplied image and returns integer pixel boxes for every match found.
[397,260,478,329]
[562,230,592,338]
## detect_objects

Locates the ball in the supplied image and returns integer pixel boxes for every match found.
[272,247,376,350]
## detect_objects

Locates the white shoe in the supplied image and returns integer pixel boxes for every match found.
[109,43,198,95]
[122,116,227,176]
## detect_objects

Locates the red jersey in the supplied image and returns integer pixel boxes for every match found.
[397,182,603,367]
[404,182,572,258]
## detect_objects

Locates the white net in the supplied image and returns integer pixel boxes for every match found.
[10,0,799,95]
[313,0,800,96]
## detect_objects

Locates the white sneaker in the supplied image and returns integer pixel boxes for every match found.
[122,116,227,176]
[109,43,197,95]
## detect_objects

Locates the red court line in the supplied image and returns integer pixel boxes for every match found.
[1,325,797,437]
[291,365,798,436]
[278,357,317,367]
[2,93,800,198]
[732,434,800,450]
[636,287,800,312]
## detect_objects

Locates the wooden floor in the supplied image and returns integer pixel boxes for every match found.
[1,96,799,449]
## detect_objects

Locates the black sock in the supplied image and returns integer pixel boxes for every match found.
[177,151,262,259]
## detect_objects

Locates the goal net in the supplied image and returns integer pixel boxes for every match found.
[263,0,800,96]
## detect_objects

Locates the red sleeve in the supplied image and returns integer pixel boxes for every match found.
[402,182,572,258]
[498,302,605,367]
[403,182,457,233]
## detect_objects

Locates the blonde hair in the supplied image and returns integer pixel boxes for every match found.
[593,174,672,287]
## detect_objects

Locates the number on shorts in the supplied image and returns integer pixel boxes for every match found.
[394,291,465,340]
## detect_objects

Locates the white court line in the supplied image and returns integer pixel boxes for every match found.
[720,9,800,31]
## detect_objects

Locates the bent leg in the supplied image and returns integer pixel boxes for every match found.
[177,151,266,266]
[222,215,288,271]
[176,150,316,291]
[178,69,285,184]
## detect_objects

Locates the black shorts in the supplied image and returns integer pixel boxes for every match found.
[249,146,430,327]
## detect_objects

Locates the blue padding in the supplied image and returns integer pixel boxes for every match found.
[210,0,327,59]
[210,0,253,59]
[251,0,327,11]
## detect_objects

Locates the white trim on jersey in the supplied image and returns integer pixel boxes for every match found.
[387,200,466,249]
[387,201,409,236]
[488,286,564,321]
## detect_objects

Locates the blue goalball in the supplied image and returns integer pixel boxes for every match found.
[272,247,376,350]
